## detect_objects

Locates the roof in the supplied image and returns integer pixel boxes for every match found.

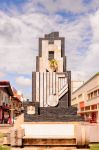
[12,87,22,102]
[0,81,13,96]
[72,73,99,94]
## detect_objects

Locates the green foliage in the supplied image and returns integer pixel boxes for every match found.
[96,72,99,75]
[90,144,99,150]
[0,145,10,150]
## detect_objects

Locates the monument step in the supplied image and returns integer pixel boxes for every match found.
[24,114,84,122]
[23,138,76,146]
[40,106,77,115]
[21,123,77,146]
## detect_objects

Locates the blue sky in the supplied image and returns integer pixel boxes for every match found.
[0,0,99,100]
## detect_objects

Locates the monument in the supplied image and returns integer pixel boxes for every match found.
[5,32,91,148]
[24,32,83,122]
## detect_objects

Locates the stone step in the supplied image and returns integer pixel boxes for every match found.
[23,138,76,146]
[24,114,84,122]
[40,107,77,115]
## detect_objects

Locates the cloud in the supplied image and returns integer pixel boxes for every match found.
[0,71,6,78]
[15,76,31,87]
[80,10,99,76]
[22,0,99,14]
[0,8,92,75]
[23,0,84,14]
[0,0,99,86]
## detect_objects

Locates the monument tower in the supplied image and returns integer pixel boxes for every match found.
[24,32,83,122]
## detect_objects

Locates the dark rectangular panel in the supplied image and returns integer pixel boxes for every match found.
[32,72,36,102]
[67,71,71,107]
[36,56,39,72]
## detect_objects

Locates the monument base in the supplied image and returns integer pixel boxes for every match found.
[21,122,76,146]
[21,122,89,147]
[24,102,84,122]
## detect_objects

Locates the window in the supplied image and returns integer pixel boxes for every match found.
[81,107,84,111]
[48,39,54,44]
[72,97,76,101]
[98,89,99,96]
[88,94,91,100]
[48,51,54,60]
[94,90,97,97]
[88,89,99,100]
[91,92,94,99]
[91,104,97,110]
[85,106,90,110]
[78,94,83,101]
[78,94,82,98]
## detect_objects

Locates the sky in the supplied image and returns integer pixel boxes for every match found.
[0,0,99,100]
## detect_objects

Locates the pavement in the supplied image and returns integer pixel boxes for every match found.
[11,146,89,150]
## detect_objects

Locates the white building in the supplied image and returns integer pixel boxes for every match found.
[72,73,99,123]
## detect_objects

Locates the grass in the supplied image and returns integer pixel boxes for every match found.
[0,145,10,150]
[90,144,99,150]
[0,133,4,139]
[0,133,10,150]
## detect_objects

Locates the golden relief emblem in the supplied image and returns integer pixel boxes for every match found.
[49,59,58,72]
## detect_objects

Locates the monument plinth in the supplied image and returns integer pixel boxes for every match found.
[24,32,83,122]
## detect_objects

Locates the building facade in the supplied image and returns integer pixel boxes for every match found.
[0,81,22,124]
[12,88,23,117]
[0,81,13,124]
[72,73,99,123]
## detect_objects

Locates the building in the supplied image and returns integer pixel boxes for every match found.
[0,81,13,124]
[12,88,23,117]
[72,73,99,123]
[0,81,22,124]
[71,80,84,92]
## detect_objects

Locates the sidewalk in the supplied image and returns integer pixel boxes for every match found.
[11,147,89,150]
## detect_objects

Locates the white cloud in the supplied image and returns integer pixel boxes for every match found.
[79,10,99,78]
[23,0,86,14]
[0,71,6,78]
[15,76,31,87]
[0,8,87,75]
[0,0,99,84]
[23,0,99,14]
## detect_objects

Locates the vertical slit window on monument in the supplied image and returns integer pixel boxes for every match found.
[48,51,54,60]
[48,40,54,44]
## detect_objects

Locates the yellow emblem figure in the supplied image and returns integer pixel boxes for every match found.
[49,59,58,72]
